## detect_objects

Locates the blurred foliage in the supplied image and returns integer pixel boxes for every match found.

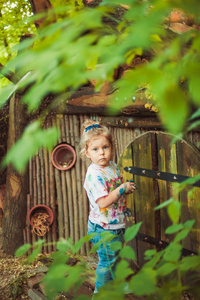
[15,213,200,300]
[0,0,200,169]
[2,120,59,171]
[0,0,35,86]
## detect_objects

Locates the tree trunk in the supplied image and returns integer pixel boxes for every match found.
[2,93,28,255]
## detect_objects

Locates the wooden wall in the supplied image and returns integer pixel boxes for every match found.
[25,113,200,256]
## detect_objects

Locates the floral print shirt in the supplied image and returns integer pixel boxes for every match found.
[84,161,126,229]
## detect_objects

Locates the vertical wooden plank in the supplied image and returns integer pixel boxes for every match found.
[28,159,33,247]
[156,132,177,245]
[43,119,52,252]
[55,186,63,240]
[44,148,50,208]
[43,146,51,252]
[132,132,156,266]
[151,132,161,245]
[65,115,75,244]
[39,147,47,253]
[74,115,85,254]
[40,149,45,205]
[69,115,79,244]
[29,159,33,206]
[33,157,37,207]
[156,132,172,243]
[32,156,37,244]
[36,152,41,205]
[176,137,200,252]
[49,146,57,252]
[54,115,64,238]
[80,114,90,253]
[60,116,70,239]
[26,194,32,255]
[118,145,137,264]
[111,127,117,163]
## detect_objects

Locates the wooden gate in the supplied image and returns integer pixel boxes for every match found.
[118,131,200,267]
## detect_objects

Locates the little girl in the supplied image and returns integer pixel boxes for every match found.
[80,119,135,294]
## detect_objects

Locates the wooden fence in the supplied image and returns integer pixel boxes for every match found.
[25,114,200,261]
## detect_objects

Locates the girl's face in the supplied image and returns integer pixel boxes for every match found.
[85,135,112,167]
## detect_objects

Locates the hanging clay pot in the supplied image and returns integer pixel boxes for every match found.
[28,204,54,227]
[51,143,76,171]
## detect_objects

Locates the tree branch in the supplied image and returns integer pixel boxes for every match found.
[28,0,55,27]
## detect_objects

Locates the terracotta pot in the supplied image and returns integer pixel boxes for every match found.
[51,143,76,171]
[28,204,54,227]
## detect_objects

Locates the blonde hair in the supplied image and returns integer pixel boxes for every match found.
[80,119,115,158]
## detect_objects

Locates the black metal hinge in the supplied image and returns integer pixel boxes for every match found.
[136,232,197,256]
[124,166,200,187]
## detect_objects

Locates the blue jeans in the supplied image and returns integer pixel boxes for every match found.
[87,220,125,293]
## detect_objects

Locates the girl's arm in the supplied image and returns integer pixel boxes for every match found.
[96,182,135,209]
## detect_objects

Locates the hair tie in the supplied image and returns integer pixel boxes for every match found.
[85,124,101,132]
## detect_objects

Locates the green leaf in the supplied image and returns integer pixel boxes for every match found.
[190,107,200,120]
[165,224,183,234]
[144,251,163,268]
[119,246,136,260]
[89,240,102,254]
[2,121,59,171]
[187,120,200,132]
[155,198,173,210]
[115,260,133,280]
[150,34,162,42]
[129,268,157,296]
[100,231,116,242]
[34,239,46,246]
[188,63,200,105]
[64,265,85,292]
[157,262,177,276]
[28,246,42,264]
[109,241,122,252]
[163,242,182,262]
[181,174,200,187]
[183,219,195,229]
[158,83,188,134]
[57,238,71,252]
[174,229,190,243]
[144,249,157,260]
[167,201,181,224]
[72,235,93,253]
[180,255,200,271]
[50,252,69,267]
[15,243,31,257]
[124,222,142,243]
[43,264,70,299]
[0,84,17,107]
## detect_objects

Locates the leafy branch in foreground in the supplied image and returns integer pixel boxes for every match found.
[0,0,200,171]
[15,215,200,300]
[2,120,60,172]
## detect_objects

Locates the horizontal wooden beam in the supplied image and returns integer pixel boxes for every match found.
[64,86,155,117]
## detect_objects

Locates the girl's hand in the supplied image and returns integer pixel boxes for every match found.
[123,182,136,194]
[98,181,136,208]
